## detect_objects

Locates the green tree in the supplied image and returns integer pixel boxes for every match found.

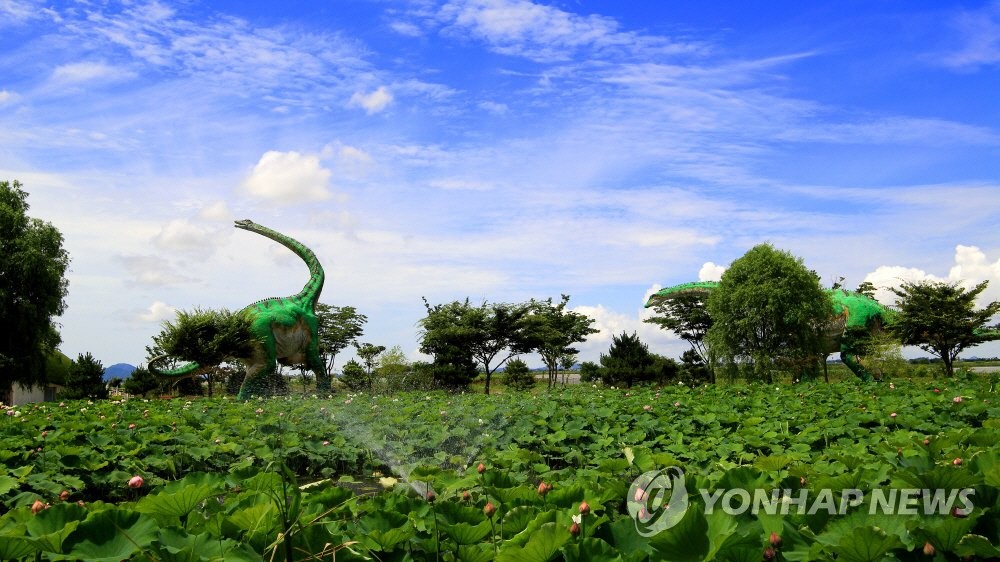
[679,349,712,384]
[706,244,831,382]
[500,357,536,390]
[650,353,681,384]
[354,343,385,379]
[889,280,1000,377]
[644,288,713,365]
[419,298,534,394]
[525,295,597,389]
[61,352,108,400]
[123,365,162,397]
[151,308,256,368]
[340,359,368,391]
[559,354,577,384]
[855,329,907,381]
[0,180,70,389]
[315,303,367,378]
[374,345,412,393]
[578,360,601,383]
[856,281,878,300]
[599,332,655,387]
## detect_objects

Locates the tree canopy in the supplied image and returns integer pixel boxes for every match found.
[890,280,1000,377]
[525,295,597,388]
[61,352,108,400]
[706,244,832,382]
[315,303,367,375]
[149,308,256,368]
[598,332,655,387]
[644,288,713,369]
[419,298,534,394]
[0,180,70,389]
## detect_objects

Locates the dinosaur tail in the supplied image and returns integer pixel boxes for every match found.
[148,355,204,378]
[645,281,719,308]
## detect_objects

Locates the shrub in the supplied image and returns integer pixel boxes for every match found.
[340,359,368,391]
[579,361,602,383]
[500,358,536,390]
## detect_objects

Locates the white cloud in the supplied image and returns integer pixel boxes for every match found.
[439,0,619,62]
[349,86,393,114]
[198,200,233,222]
[390,21,423,37]
[0,0,46,24]
[120,255,194,286]
[777,117,1000,145]
[937,3,1000,69]
[49,61,136,86]
[572,302,687,361]
[0,90,15,104]
[138,301,177,323]
[698,262,726,281]
[428,178,494,191]
[478,100,509,114]
[153,219,222,257]
[240,151,332,204]
[864,245,1000,306]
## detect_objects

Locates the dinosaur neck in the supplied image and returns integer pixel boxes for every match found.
[244,223,325,305]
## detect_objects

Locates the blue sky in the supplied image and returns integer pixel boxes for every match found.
[2,0,999,368]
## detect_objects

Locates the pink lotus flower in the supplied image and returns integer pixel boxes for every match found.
[953,457,963,466]
[128,475,144,488]
[31,500,47,514]
[953,396,963,403]
[128,423,136,430]
[890,412,897,418]
[643,405,653,411]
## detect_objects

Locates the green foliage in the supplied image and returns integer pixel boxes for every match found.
[499,358,536,390]
[372,345,428,393]
[599,332,654,387]
[43,351,72,386]
[524,295,597,389]
[644,287,713,366]
[650,353,680,384]
[419,298,535,394]
[315,303,367,375]
[153,308,256,367]
[339,358,368,391]
[706,244,832,382]
[121,365,161,397]
[0,380,999,559]
[578,361,601,383]
[354,342,385,377]
[855,329,908,381]
[679,348,712,384]
[0,180,70,388]
[856,281,877,299]
[60,353,108,400]
[890,280,1000,377]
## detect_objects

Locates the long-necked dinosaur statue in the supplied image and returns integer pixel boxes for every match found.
[645,282,894,381]
[150,219,327,399]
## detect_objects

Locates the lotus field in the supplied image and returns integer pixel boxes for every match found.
[2,379,1000,561]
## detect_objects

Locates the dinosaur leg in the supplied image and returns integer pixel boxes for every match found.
[840,345,874,382]
[308,341,329,392]
[238,344,279,399]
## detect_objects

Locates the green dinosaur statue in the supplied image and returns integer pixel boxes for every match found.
[645,282,894,381]
[150,219,328,399]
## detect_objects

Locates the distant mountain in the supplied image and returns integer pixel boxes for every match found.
[103,363,136,381]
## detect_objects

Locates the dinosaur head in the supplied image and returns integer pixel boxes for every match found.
[234,219,257,230]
